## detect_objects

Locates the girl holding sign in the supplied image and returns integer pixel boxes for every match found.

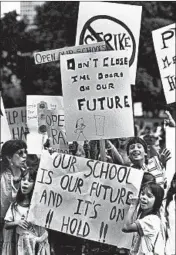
[2,167,50,255]
[122,182,165,255]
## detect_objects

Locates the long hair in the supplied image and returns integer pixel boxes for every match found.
[12,168,37,212]
[165,173,176,217]
[139,182,164,216]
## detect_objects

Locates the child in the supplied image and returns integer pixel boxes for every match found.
[2,167,50,255]
[126,137,148,170]
[126,137,166,188]
[165,173,176,255]
[122,182,165,255]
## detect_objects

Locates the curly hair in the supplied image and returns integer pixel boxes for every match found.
[1,139,27,168]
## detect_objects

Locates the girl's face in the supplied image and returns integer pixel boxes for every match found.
[150,139,161,156]
[140,187,155,212]
[21,173,34,195]
[128,143,145,162]
[10,148,27,169]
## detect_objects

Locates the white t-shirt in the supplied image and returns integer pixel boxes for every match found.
[130,214,161,255]
[5,203,28,222]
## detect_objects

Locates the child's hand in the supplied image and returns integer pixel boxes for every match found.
[35,231,48,243]
[17,219,30,230]
[105,139,113,150]
[160,148,171,167]
[128,195,139,206]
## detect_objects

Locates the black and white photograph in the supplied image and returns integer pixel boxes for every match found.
[1,1,176,255]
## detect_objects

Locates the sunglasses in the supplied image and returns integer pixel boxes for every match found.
[15,149,28,157]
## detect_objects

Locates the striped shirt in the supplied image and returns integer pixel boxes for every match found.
[131,156,166,188]
[147,156,166,188]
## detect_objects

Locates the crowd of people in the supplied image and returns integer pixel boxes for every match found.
[0,111,175,255]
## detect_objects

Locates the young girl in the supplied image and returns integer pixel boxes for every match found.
[2,168,50,255]
[122,182,165,255]
[165,173,176,255]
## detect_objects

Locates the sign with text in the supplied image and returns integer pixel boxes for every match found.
[60,51,134,142]
[166,127,175,189]
[28,150,143,248]
[27,96,68,154]
[5,107,28,142]
[76,2,142,85]
[152,23,176,104]
[0,97,11,146]
[34,41,107,65]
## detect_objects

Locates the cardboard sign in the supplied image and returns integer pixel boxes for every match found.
[0,97,11,146]
[76,2,142,85]
[27,96,68,154]
[60,51,134,142]
[5,107,28,142]
[34,41,107,65]
[134,102,143,117]
[28,150,143,248]
[165,127,175,189]
[152,23,176,104]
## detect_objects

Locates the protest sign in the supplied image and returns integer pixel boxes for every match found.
[76,2,142,85]
[134,102,143,117]
[152,23,176,104]
[34,41,107,65]
[28,150,143,248]
[5,107,28,141]
[0,97,11,146]
[27,95,68,154]
[165,127,175,189]
[60,51,134,142]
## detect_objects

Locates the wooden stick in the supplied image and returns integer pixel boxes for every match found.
[99,139,106,162]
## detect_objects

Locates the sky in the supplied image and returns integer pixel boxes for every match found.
[1,2,20,17]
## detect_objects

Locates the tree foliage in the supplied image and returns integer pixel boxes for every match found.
[1,1,176,113]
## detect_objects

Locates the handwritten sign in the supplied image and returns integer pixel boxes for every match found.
[28,150,143,248]
[165,127,175,189]
[34,41,107,65]
[76,2,142,85]
[152,23,176,104]
[5,107,28,142]
[60,51,134,142]
[27,96,68,154]
[0,97,11,146]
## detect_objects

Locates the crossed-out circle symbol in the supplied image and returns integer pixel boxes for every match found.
[79,15,136,67]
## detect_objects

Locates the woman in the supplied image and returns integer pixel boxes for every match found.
[0,140,27,253]
[1,139,27,220]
